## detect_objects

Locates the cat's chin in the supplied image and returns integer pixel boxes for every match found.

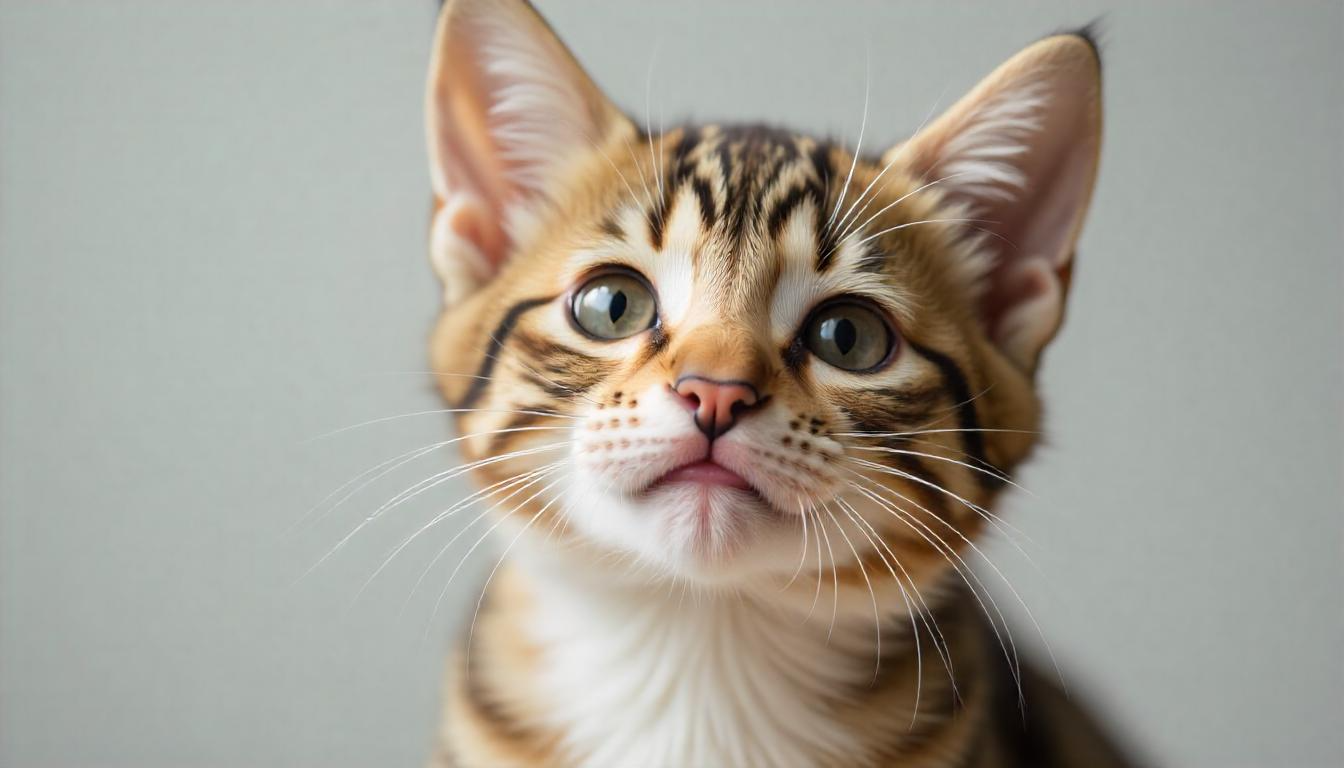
[619,482,805,583]
[561,468,812,586]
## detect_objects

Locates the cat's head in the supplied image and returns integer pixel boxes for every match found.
[423,0,1101,594]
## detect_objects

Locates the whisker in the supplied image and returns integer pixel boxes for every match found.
[782,495,812,591]
[478,336,602,408]
[845,454,1036,558]
[803,500,825,624]
[832,171,972,254]
[835,76,953,242]
[843,507,1018,712]
[826,45,871,234]
[295,425,572,534]
[298,442,567,581]
[589,139,660,231]
[839,80,954,242]
[464,481,566,662]
[849,217,996,254]
[813,501,841,642]
[833,496,961,704]
[849,444,1028,496]
[870,433,1010,476]
[621,132,660,217]
[821,499,883,684]
[643,45,664,206]
[363,442,565,530]
[832,496,929,723]
[305,406,577,442]
[840,469,1027,704]
[834,427,1037,439]
[829,152,907,245]
[433,474,567,638]
[380,463,562,610]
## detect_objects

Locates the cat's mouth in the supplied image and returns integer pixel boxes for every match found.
[634,455,784,563]
[641,458,772,511]
[651,459,752,491]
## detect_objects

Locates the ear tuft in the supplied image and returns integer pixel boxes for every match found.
[928,80,1050,204]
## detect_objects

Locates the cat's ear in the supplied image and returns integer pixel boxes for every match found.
[885,32,1102,371]
[425,0,631,304]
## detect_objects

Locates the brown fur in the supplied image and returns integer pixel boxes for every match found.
[420,1,1129,766]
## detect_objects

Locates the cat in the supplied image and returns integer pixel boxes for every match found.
[420,1,1130,765]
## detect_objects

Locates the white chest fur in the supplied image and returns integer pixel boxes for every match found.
[520,560,876,768]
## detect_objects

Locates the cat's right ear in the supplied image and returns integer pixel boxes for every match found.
[425,0,630,304]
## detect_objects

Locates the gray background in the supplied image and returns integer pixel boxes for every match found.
[2,1,1341,766]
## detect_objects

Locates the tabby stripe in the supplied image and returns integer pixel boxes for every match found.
[462,656,533,745]
[905,341,1006,491]
[599,212,624,239]
[808,141,839,269]
[458,295,555,409]
[673,125,702,164]
[767,184,818,239]
[689,176,717,228]
[647,197,667,250]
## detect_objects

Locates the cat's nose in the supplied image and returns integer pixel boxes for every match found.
[673,376,761,439]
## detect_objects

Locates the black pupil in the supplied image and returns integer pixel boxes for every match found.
[608,289,628,323]
[833,317,857,356]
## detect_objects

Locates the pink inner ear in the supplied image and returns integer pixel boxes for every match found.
[964,67,1099,362]
[444,194,506,272]
[430,28,519,271]
[427,1,612,278]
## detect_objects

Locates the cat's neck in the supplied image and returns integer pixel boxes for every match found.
[493,543,975,767]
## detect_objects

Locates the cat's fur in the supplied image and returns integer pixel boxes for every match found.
[420,1,1128,765]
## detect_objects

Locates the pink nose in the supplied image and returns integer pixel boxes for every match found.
[674,376,761,439]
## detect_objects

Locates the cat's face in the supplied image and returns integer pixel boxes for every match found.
[424,0,1100,593]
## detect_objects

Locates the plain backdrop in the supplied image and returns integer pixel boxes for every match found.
[2,1,1341,767]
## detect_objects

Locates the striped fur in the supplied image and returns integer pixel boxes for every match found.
[421,2,1127,766]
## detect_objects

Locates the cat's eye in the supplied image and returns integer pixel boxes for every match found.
[570,271,658,340]
[803,300,894,372]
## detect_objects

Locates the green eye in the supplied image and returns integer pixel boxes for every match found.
[804,301,894,372]
[571,271,658,340]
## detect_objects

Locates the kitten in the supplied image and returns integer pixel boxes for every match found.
[422,1,1129,765]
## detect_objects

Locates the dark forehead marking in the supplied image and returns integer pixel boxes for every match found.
[599,212,624,239]
[642,123,837,265]
[767,184,819,239]
[648,125,708,249]
[689,177,717,228]
[721,127,823,216]
[670,125,703,180]
[809,141,839,265]
[712,125,801,240]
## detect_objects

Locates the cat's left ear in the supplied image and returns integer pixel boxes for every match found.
[425,0,631,305]
[885,32,1102,371]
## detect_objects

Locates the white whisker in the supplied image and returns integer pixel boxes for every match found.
[821,499,883,684]
[833,496,933,723]
[298,442,567,582]
[306,406,577,442]
[845,454,1035,559]
[849,444,1028,496]
[840,468,1028,704]
[465,486,566,659]
[826,46,871,233]
[430,474,568,637]
[295,425,572,534]
[386,463,562,611]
